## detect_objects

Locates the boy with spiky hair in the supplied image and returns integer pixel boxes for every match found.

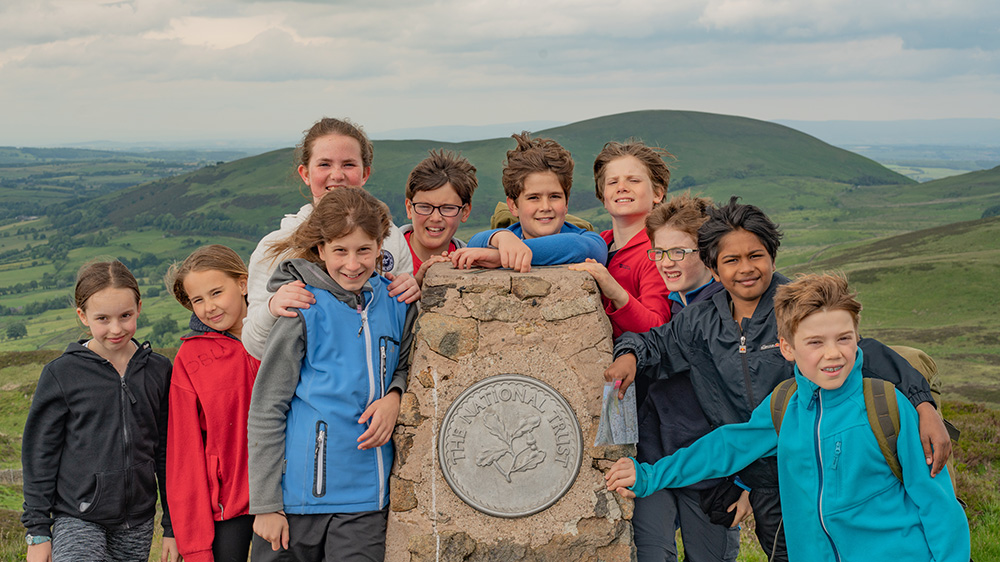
[604,197,953,561]
[606,273,970,562]
[450,132,606,272]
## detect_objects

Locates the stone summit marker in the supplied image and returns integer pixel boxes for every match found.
[438,374,583,518]
[387,265,635,562]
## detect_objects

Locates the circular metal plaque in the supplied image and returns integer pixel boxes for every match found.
[438,374,583,518]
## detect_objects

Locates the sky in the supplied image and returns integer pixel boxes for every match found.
[1,0,998,146]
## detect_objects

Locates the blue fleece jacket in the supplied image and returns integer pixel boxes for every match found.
[629,347,970,562]
[468,221,607,266]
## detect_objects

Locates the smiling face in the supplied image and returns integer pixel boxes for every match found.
[317,228,382,293]
[651,226,714,295]
[508,171,568,239]
[405,182,470,258]
[182,269,248,338]
[712,228,776,316]
[780,309,859,390]
[76,287,141,359]
[298,133,372,204]
[601,155,664,222]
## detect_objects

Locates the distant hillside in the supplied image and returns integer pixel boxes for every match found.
[80,110,915,239]
[786,216,1000,405]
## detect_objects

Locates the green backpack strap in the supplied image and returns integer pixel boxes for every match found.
[769,378,798,436]
[863,378,903,482]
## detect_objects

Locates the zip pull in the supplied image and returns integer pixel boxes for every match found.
[121,378,137,404]
[356,293,364,336]
[739,335,747,354]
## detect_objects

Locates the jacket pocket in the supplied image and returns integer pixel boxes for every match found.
[379,336,400,395]
[78,469,126,518]
[313,421,327,498]
[130,460,158,515]
[208,455,223,517]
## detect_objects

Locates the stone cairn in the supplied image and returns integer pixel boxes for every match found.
[386,264,636,562]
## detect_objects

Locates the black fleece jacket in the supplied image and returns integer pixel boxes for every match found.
[21,340,173,537]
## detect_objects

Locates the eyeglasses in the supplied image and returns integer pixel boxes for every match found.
[411,202,465,217]
[647,247,698,262]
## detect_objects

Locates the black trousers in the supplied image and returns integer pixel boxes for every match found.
[739,457,788,562]
[251,509,388,562]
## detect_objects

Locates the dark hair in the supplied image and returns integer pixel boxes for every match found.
[698,196,783,271]
[297,117,373,170]
[268,187,392,268]
[406,150,478,204]
[645,192,713,243]
[501,132,574,200]
[593,140,673,202]
[775,273,861,341]
[75,260,141,311]
[165,245,248,311]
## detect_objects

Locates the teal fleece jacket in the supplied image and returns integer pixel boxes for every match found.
[630,347,970,562]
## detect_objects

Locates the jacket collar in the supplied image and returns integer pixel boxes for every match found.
[711,271,790,323]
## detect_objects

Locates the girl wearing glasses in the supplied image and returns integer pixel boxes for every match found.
[401,150,478,285]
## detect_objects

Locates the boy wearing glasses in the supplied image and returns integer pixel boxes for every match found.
[451,132,606,272]
[402,150,478,285]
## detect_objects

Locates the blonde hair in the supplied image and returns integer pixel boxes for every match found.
[268,187,392,268]
[165,245,248,311]
[774,273,861,342]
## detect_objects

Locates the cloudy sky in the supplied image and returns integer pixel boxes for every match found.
[2,0,998,146]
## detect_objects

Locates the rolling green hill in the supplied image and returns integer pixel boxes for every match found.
[76,110,919,239]
[786,215,1000,406]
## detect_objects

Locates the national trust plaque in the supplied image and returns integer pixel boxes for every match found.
[438,374,584,518]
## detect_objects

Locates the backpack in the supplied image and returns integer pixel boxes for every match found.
[769,345,958,483]
[771,377,903,480]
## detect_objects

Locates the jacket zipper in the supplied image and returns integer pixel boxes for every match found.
[119,366,137,528]
[357,292,386,509]
[813,391,841,561]
[313,421,327,497]
[738,322,756,408]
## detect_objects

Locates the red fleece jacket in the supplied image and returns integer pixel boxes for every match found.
[167,331,259,562]
[601,229,672,338]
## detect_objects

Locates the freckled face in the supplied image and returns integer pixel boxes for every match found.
[651,227,713,295]
[298,134,371,204]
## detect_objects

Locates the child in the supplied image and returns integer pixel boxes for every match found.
[629,194,745,562]
[606,273,971,562]
[21,261,177,562]
[243,117,419,359]
[451,132,607,272]
[401,149,476,284]
[604,197,951,561]
[569,140,673,338]
[247,188,417,561]
[165,245,261,562]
